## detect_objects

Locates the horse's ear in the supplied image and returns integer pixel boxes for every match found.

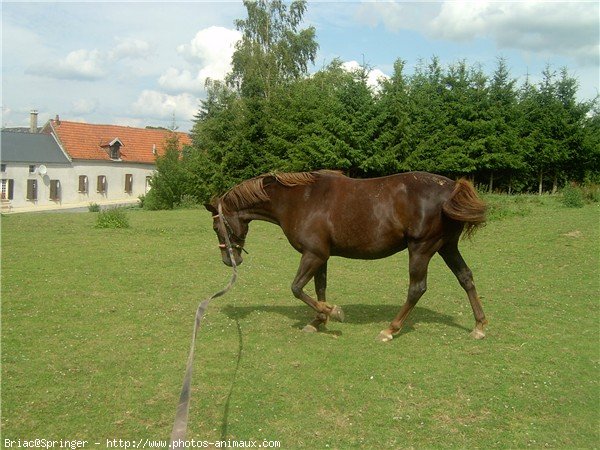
[204,203,218,215]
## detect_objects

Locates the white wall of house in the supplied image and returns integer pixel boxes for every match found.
[1,160,155,212]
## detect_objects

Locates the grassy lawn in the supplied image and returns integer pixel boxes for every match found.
[2,198,599,448]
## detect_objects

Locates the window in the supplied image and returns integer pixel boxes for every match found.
[101,138,123,159]
[110,144,120,159]
[145,176,152,193]
[49,180,61,201]
[1,164,6,172]
[124,174,133,193]
[78,175,88,193]
[97,175,107,193]
[27,179,37,200]
[29,165,36,173]
[1,179,14,200]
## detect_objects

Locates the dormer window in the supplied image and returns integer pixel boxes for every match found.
[110,142,121,159]
[100,137,123,160]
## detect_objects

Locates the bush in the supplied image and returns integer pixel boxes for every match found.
[88,202,100,212]
[581,184,600,203]
[176,194,200,209]
[95,207,130,229]
[561,184,585,208]
[141,189,169,210]
[481,194,533,221]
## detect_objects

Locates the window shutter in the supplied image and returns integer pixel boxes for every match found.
[79,175,88,193]
[97,175,106,193]
[8,179,14,200]
[125,174,133,193]
[50,180,60,200]
[27,179,37,200]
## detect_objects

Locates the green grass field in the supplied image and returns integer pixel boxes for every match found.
[2,197,599,448]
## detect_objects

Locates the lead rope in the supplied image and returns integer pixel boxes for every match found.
[169,203,237,449]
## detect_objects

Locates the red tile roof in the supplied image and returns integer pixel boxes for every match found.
[46,120,191,164]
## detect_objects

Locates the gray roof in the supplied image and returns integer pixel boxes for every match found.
[1,130,71,164]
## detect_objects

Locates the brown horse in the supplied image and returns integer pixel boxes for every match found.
[204,170,488,341]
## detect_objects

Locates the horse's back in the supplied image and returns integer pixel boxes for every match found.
[307,171,456,258]
[319,171,455,215]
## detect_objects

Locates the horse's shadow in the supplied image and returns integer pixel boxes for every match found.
[220,303,470,335]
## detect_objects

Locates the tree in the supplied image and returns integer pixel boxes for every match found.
[481,57,525,192]
[227,0,318,99]
[144,132,188,209]
[581,99,600,183]
[554,67,593,186]
[520,65,592,194]
[405,59,484,177]
[263,60,377,175]
[404,57,449,173]
[367,59,413,175]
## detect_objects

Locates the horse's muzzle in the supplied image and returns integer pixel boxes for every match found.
[222,252,243,267]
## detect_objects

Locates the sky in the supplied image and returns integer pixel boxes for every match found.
[2,1,599,132]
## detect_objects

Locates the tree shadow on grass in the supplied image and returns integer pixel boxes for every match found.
[220,303,470,335]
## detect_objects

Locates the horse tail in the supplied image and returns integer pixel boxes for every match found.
[442,179,487,239]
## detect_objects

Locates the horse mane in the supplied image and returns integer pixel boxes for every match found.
[220,170,343,211]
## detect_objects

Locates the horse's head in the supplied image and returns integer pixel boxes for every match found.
[204,202,247,267]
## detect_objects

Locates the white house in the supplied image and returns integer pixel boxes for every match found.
[1,113,191,213]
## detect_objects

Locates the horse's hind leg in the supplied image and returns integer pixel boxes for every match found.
[291,253,344,332]
[379,244,433,342]
[439,242,488,339]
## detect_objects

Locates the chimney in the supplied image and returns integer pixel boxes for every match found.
[30,110,38,133]
[55,114,61,126]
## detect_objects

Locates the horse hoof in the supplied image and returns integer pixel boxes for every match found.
[302,324,318,333]
[470,328,486,339]
[329,305,345,322]
[378,331,394,342]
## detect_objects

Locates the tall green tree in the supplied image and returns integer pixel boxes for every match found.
[404,57,449,173]
[189,0,320,193]
[554,67,593,187]
[263,60,377,175]
[581,99,600,182]
[481,57,525,192]
[368,59,413,175]
[520,66,592,193]
[227,0,318,99]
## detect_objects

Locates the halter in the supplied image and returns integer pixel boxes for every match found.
[214,203,249,254]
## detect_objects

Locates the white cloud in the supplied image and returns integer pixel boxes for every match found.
[113,117,145,128]
[109,37,153,61]
[27,48,107,80]
[71,98,99,115]
[131,90,198,121]
[158,68,206,95]
[177,26,241,66]
[430,1,599,65]
[357,1,599,66]
[355,1,439,35]
[158,26,241,95]
[26,37,153,81]
[342,60,389,90]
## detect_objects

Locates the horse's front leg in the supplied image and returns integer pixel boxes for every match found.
[291,253,344,332]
